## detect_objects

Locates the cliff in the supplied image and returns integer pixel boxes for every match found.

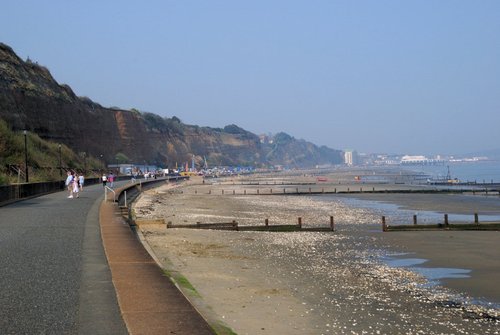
[0,42,342,169]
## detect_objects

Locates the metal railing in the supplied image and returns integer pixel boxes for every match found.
[104,186,116,202]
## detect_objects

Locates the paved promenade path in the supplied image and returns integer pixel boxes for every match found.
[0,183,128,334]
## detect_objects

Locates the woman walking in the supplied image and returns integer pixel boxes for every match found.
[65,171,74,198]
[72,177,80,198]
[78,174,85,191]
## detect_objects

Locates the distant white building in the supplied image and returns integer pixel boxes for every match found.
[400,155,444,165]
[344,150,359,166]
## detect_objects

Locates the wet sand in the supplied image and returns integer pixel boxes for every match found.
[134,175,500,334]
[334,192,500,303]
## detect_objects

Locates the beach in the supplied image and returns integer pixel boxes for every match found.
[133,173,500,334]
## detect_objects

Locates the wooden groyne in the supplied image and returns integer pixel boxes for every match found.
[191,187,500,196]
[166,216,336,232]
[382,213,500,232]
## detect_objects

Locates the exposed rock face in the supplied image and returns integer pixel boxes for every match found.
[0,43,342,168]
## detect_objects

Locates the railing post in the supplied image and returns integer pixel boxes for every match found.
[124,190,127,207]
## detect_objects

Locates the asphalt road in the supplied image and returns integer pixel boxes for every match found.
[0,183,128,334]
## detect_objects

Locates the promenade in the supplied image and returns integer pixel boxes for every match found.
[0,181,213,334]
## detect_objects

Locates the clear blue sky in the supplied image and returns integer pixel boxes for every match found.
[1,1,499,155]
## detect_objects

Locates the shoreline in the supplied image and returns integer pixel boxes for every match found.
[134,175,500,334]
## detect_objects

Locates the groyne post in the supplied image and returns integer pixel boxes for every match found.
[265,218,269,227]
[444,214,449,226]
[413,214,417,225]
[330,216,334,231]
[382,216,387,232]
[298,217,302,230]
[474,213,479,225]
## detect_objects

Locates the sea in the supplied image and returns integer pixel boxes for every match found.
[400,159,500,183]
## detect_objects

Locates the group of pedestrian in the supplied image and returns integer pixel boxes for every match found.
[65,171,84,199]
[102,172,114,188]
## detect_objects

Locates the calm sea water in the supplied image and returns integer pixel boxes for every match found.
[401,160,500,183]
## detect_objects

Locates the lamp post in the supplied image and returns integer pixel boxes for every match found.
[83,152,87,175]
[58,144,62,177]
[100,154,104,176]
[23,130,29,183]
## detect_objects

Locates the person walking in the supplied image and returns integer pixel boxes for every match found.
[72,177,80,198]
[65,171,74,198]
[108,172,114,188]
[78,174,85,191]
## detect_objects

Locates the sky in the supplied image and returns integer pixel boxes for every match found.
[1,1,499,155]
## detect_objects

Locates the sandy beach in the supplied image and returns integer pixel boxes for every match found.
[133,173,500,334]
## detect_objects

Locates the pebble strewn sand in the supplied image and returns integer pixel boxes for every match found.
[134,175,500,334]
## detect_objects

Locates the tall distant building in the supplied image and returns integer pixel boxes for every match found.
[344,150,358,166]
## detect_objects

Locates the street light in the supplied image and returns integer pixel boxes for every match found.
[23,130,29,183]
[83,152,86,174]
[58,144,62,177]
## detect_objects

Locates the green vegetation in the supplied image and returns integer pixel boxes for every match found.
[211,322,238,335]
[114,152,130,164]
[0,119,104,185]
[162,269,200,297]
[161,268,237,335]
[142,112,184,134]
